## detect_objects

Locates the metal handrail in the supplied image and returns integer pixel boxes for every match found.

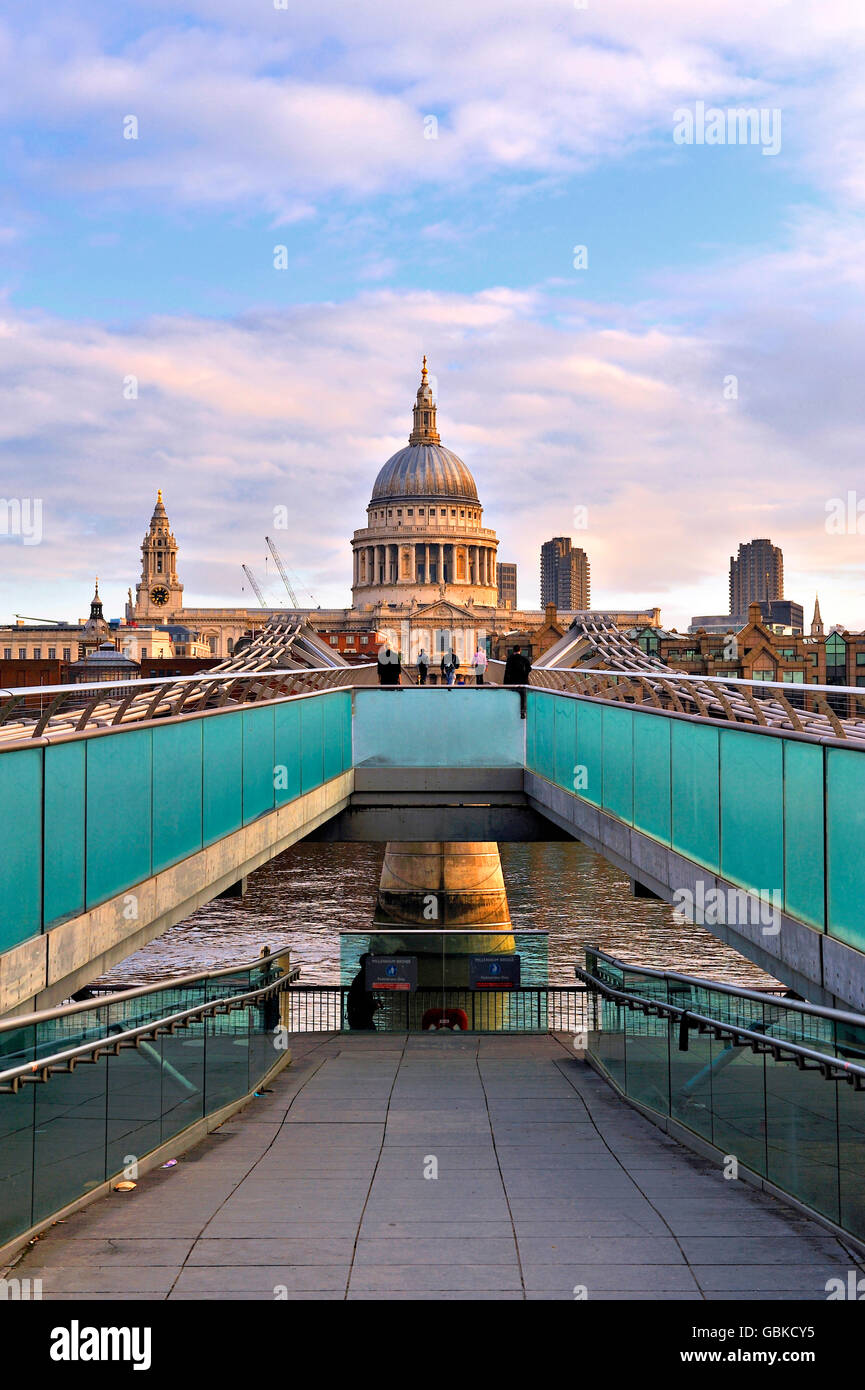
[575,964,865,1088]
[0,966,300,1093]
[586,946,865,1029]
[0,666,376,700]
[546,667,865,699]
[0,941,299,1034]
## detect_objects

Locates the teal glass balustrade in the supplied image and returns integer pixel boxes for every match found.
[526,689,854,954]
[0,954,291,1252]
[584,949,865,1242]
[0,688,352,954]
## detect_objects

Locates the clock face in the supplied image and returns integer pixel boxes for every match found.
[150,585,170,607]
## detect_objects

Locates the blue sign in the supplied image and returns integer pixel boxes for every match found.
[469,955,521,990]
[365,955,417,992]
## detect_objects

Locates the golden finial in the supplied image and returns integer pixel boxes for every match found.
[157,488,163,503]
[421,355,428,382]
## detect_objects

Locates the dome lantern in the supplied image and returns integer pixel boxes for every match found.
[409,355,441,446]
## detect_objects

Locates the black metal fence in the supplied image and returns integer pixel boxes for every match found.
[284,985,592,1034]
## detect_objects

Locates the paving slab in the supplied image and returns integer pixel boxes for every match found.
[11,1032,861,1302]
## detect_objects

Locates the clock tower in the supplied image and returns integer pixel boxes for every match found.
[134,489,184,620]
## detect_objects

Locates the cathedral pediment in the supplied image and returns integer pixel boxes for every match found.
[411,600,475,621]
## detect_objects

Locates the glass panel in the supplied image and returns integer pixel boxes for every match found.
[105,1044,164,1180]
[0,1082,35,1245]
[838,1078,865,1241]
[32,1064,108,1224]
[160,1021,206,1141]
[339,929,548,1033]
[765,1058,840,1225]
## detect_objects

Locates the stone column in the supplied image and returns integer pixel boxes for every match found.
[439,543,444,583]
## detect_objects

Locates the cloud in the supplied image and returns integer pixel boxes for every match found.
[2,1,865,210]
[2,204,864,631]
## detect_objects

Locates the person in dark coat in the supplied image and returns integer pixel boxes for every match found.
[258,945,281,1032]
[347,953,380,1030]
[503,645,531,685]
[377,646,402,686]
[417,648,429,685]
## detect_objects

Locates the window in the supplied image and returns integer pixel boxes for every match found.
[858,677,865,687]
[450,509,456,516]
[407,509,413,516]
[782,670,804,683]
[856,653,865,665]
[753,668,773,682]
[48,647,56,659]
[346,634,355,644]
[141,647,147,658]
[418,508,424,516]
[330,635,338,645]
[63,647,71,661]
[361,636,368,645]
[460,510,465,518]
[826,632,846,684]
[3,648,10,660]
[18,648,26,660]
[33,648,41,659]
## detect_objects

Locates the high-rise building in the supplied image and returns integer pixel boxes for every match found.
[729,538,783,613]
[540,537,590,610]
[497,562,517,609]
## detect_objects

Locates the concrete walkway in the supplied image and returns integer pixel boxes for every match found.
[12,1033,863,1300]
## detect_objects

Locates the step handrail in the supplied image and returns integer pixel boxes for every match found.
[0,966,300,1093]
[0,942,298,1035]
[585,946,865,1029]
[575,964,865,1087]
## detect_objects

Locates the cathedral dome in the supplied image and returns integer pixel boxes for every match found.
[371,443,479,503]
[370,356,480,504]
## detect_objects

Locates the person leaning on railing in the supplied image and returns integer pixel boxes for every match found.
[503,645,531,685]
[257,945,281,1033]
[376,645,402,686]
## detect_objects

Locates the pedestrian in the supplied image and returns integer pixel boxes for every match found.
[471,645,488,685]
[258,945,281,1033]
[346,952,381,1030]
[417,648,429,685]
[503,645,531,685]
[377,645,402,686]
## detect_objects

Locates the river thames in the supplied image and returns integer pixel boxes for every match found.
[97,839,776,989]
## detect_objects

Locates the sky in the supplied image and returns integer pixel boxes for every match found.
[1,0,864,630]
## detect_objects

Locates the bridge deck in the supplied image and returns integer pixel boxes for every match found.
[11,1035,862,1300]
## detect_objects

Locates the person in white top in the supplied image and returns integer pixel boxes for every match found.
[470,646,489,685]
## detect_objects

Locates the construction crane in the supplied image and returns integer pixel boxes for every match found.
[14,615,63,625]
[265,535,302,608]
[241,564,267,608]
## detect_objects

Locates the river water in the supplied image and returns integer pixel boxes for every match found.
[97,840,777,989]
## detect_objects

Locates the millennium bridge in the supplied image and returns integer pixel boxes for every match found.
[2,615,865,1298]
